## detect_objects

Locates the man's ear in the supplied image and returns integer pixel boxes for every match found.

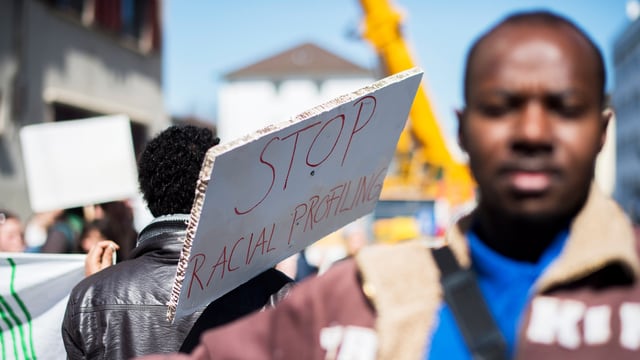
[456,108,467,152]
[599,108,613,152]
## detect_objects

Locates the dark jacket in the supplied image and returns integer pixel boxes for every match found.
[138,185,640,360]
[62,214,202,359]
[179,268,293,353]
[63,214,294,360]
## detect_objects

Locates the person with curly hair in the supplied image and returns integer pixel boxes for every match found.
[62,125,292,359]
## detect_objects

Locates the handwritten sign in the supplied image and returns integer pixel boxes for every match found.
[19,114,139,212]
[168,68,423,320]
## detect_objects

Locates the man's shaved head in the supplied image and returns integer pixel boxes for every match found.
[463,11,606,108]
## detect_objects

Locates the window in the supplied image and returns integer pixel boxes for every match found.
[46,0,84,15]
[93,0,161,51]
[121,0,144,39]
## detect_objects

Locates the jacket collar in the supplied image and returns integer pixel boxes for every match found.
[136,213,190,247]
[445,183,640,293]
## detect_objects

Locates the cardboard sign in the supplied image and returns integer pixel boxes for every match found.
[168,68,423,320]
[20,114,139,212]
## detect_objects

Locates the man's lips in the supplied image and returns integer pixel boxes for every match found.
[498,161,560,194]
[509,171,552,193]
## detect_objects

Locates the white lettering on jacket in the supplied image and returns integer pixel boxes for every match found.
[320,326,377,360]
[526,296,640,350]
[584,305,611,345]
[620,302,640,350]
[526,297,585,348]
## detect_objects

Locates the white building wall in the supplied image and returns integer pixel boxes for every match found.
[320,78,374,100]
[217,77,375,143]
[275,80,320,123]
[218,81,277,143]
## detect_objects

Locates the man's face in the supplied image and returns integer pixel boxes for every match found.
[459,24,608,221]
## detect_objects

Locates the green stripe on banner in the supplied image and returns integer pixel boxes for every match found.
[0,319,5,360]
[0,294,18,359]
[0,258,36,360]
[0,307,5,360]
[8,258,37,360]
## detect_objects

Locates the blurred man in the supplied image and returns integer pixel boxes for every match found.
[139,11,640,359]
[62,125,292,359]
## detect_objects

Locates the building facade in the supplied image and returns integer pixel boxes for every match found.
[0,0,168,219]
[217,42,376,143]
[612,16,640,223]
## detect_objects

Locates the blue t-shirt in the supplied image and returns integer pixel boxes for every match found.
[425,229,569,359]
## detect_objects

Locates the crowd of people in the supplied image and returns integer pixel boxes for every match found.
[2,9,640,360]
[0,201,138,262]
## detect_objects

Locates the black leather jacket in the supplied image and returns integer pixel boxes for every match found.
[62,214,202,360]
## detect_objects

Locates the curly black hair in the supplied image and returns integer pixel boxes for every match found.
[138,125,220,217]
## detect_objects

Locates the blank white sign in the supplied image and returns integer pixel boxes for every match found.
[20,114,139,212]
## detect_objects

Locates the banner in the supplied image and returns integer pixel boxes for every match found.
[168,68,423,320]
[0,253,85,360]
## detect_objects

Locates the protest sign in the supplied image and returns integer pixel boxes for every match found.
[168,68,423,320]
[0,253,86,360]
[20,114,139,212]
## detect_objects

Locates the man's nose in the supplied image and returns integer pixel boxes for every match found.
[511,101,553,154]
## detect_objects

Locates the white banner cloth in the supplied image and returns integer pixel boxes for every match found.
[0,253,85,360]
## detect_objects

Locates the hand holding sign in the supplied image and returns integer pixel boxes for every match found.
[168,68,424,321]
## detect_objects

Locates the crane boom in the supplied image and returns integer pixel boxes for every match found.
[359,0,475,206]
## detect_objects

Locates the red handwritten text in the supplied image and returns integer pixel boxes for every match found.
[287,166,386,245]
[235,95,377,215]
[186,223,277,299]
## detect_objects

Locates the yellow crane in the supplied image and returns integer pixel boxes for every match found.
[358,0,476,241]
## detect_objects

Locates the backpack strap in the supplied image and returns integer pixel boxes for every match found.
[431,246,508,360]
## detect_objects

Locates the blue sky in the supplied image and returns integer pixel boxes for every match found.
[163,0,632,139]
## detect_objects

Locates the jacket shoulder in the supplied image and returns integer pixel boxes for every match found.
[197,259,375,359]
[355,240,443,360]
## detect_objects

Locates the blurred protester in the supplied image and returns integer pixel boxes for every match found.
[79,219,123,276]
[78,219,125,276]
[293,216,372,282]
[84,200,138,262]
[40,207,85,254]
[63,125,292,359]
[139,10,640,360]
[23,209,61,252]
[98,200,137,261]
[0,209,26,252]
[77,218,113,252]
[341,215,372,257]
[294,250,319,281]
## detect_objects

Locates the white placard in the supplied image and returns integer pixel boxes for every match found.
[168,68,423,320]
[19,114,139,212]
